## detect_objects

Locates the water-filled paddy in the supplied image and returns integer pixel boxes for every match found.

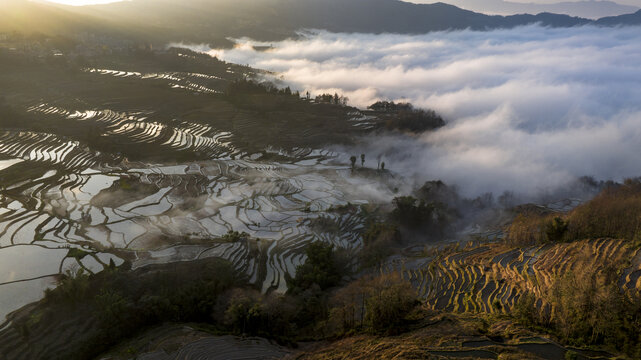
[0,116,398,319]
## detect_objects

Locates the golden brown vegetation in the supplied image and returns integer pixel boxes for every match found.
[505,206,558,247]
[517,248,641,355]
[566,179,641,243]
[507,179,641,247]
[329,273,418,335]
[297,311,549,360]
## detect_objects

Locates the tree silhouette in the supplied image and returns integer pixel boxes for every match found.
[350,156,357,170]
[360,154,365,167]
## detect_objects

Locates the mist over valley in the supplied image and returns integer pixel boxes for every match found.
[1,1,641,359]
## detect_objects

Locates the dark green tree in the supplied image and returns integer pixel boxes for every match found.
[545,217,569,242]
[350,156,357,170]
[288,242,342,294]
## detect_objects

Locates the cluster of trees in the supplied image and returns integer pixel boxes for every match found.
[348,153,386,171]
[368,101,414,112]
[368,101,445,133]
[507,178,641,247]
[385,108,445,133]
[223,79,321,113]
[314,93,348,106]
[225,79,300,97]
[213,288,298,338]
[390,196,451,236]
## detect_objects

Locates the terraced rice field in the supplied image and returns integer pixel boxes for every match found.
[24,103,239,159]
[401,238,641,315]
[85,68,225,94]
[0,59,394,321]
[0,135,386,321]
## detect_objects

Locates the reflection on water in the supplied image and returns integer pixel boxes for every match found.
[0,104,399,320]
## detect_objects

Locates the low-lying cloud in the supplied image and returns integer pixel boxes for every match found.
[180,25,641,198]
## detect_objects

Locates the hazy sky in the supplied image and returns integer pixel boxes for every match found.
[45,0,641,7]
[46,0,641,9]
[182,25,641,197]
[413,0,641,8]
[46,0,124,5]
[503,0,640,4]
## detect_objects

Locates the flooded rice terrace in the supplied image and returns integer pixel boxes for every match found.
[0,127,383,321]
[0,64,394,321]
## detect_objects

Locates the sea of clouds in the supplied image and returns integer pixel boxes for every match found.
[179,25,641,198]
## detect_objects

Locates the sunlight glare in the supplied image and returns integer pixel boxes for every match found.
[45,0,125,6]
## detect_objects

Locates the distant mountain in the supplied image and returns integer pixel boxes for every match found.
[412,0,639,19]
[596,8,641,24]
[4,0,641,46]
[30,0,592,43]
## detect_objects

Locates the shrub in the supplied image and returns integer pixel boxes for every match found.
[360,222,401,268]
[220,230,249,242]
[545,217,569,242]
[363,274,418,334]
[514,293,538,326]
[492,299,503,312]
[47,266,90,303]
[287,242,344,294]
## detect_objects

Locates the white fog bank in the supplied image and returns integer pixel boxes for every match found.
[176,25,641,197]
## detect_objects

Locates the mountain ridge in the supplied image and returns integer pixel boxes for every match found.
[411,0,640,19]
[3,0,641,46]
